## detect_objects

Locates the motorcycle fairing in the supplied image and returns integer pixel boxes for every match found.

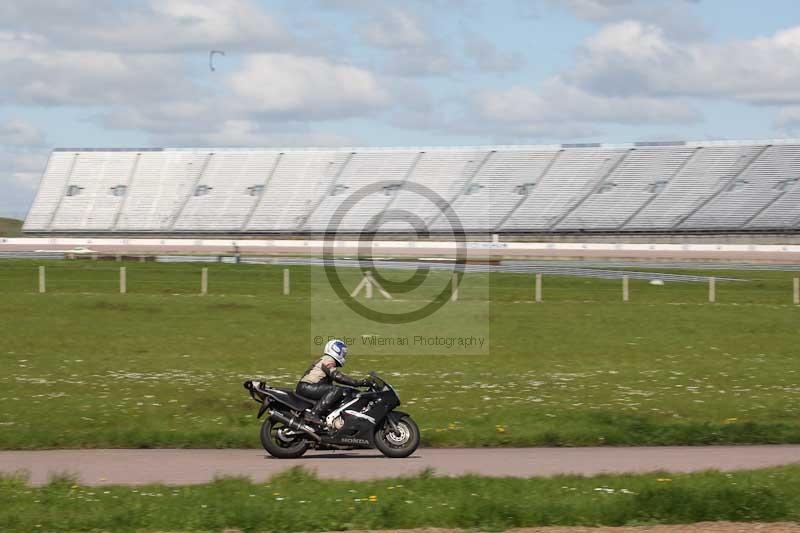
[322,388,400,446]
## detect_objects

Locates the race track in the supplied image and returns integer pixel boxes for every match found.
[2,446,800,486]
[4,237,800,263]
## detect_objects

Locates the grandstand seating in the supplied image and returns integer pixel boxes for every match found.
[304,150,421,232]
[557,147,696,230]
[503,148,629,231]
[115,151,205,231]
[22,140,800,234]
[174,151,282,231]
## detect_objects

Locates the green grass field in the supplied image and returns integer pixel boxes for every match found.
[2,466,800,531]
[0,259,799,448]
[0,218,22,237]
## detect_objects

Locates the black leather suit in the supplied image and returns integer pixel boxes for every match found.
[296,355,365,417]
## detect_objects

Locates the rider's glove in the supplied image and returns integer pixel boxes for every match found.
[358,378,371,387]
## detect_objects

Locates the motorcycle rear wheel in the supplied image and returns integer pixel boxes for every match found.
[261,419,309,459]
[374,415,420,458]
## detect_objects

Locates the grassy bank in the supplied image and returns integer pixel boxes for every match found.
[2,466,800,531]
[0,260,799,448]
[0,218,22,237]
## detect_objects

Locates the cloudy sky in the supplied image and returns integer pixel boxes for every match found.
[1,0,800,219]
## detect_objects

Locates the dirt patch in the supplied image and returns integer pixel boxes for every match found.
[81,301,162,313]
[206,302,256,310]
[328,523,800,533]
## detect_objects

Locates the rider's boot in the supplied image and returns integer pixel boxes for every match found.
[304,409,324,426]
[305,388,340,427]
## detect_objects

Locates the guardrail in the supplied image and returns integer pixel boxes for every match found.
[3,237,800,254]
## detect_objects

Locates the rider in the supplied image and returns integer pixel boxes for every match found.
[297,339,370,425]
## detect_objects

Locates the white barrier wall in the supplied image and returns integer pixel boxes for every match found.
[3,237,800,255]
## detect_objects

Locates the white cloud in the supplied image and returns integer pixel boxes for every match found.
[0,0,395,151]
[0,28,393,135]
[463,31,525,73]
[0,177,38,219]
[776,106,800,131]
[477,80,699,124]
[151,119,360,147]
[461,17,800,140]
[0,149,48,184]
[545,0,706,39]
[0,0,294,53]
[555,0,695,21]
[0,0,793,184]
[568,21,800,105]
[352,5,459,77]
[470,78,699,139]
[358,7,431,49]
[95,52,414,141]
[0,32,196,107]
[456,18,800,140]
[0,119,45,146]
[385,50,460,77]
[227,53,391,119]
[96,100,221,136]
[0,120,49,218]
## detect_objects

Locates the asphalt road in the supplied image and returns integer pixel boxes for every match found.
[2,446,800,486]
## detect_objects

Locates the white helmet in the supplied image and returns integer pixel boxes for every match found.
[323,339,348,366]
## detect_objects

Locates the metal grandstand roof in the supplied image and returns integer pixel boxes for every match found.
[50,138,800,154]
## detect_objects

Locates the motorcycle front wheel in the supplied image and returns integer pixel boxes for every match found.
[260,419,309,459]
[374,415,420,458]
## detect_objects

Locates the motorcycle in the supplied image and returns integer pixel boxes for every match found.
[243,372,420,459]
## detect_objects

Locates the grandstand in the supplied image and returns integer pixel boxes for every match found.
[22,139,800,236]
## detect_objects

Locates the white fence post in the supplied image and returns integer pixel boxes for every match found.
[794,277,799,305]
[120,267,126,294]
[283,268,290,295]
[622,275,629,302]
[201,268,208,295]
[365,272,373,299]
[451,273,459,302]
[535,273,542,303]
[709,277,716,303]
[38,266,46,294]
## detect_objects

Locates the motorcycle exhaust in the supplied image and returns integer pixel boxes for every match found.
[268,409,321,442]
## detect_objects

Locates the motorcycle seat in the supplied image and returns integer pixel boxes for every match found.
[269,388,315,411]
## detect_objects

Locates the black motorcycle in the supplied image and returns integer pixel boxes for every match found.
[243,372,420,459]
